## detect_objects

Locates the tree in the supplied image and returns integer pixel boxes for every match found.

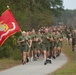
[50,0,64,17]
[61,9,76,26]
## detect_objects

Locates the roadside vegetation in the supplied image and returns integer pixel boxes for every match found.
[49,39,76,75]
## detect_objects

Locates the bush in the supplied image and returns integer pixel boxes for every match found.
[12,49,22,60]
[0,35,22,60]
[0,44,13,58]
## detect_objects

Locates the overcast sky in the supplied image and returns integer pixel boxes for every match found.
[63,0,76,9]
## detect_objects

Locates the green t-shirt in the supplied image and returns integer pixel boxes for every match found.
[31,34,37,40]
[54,34,63,43]
[41,33,51,44]
[18,36,26,46]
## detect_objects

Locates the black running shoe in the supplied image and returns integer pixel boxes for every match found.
[56,53,60,57]
[44,61,47,65]
[52,56,56,59]
[26,58,29,63]
[49,60,52,64]
[46,58,52,64]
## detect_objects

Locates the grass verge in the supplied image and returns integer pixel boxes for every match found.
[0,59,21,71]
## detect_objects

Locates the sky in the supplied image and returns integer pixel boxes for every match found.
[63,0,76,10]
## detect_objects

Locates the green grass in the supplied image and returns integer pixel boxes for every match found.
[0,59,21,71]
[49,40,76,75]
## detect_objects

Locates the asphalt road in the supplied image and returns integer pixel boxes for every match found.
[0,53,67,75]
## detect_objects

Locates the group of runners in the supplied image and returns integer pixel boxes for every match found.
[17,25,76,65]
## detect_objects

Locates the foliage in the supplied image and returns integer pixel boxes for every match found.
[0,0,63,30]
[0,34,22,60]
[0,43,13,58]
[61,9,76,26]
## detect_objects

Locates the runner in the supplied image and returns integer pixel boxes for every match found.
[72,30,76,52]
[17,31,28,64]
[41,28,52,65]
[56,31,63,57]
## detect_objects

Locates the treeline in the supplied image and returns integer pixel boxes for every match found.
[0,0,64,30]
[0,0,63,59]
[61,9,76,27]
